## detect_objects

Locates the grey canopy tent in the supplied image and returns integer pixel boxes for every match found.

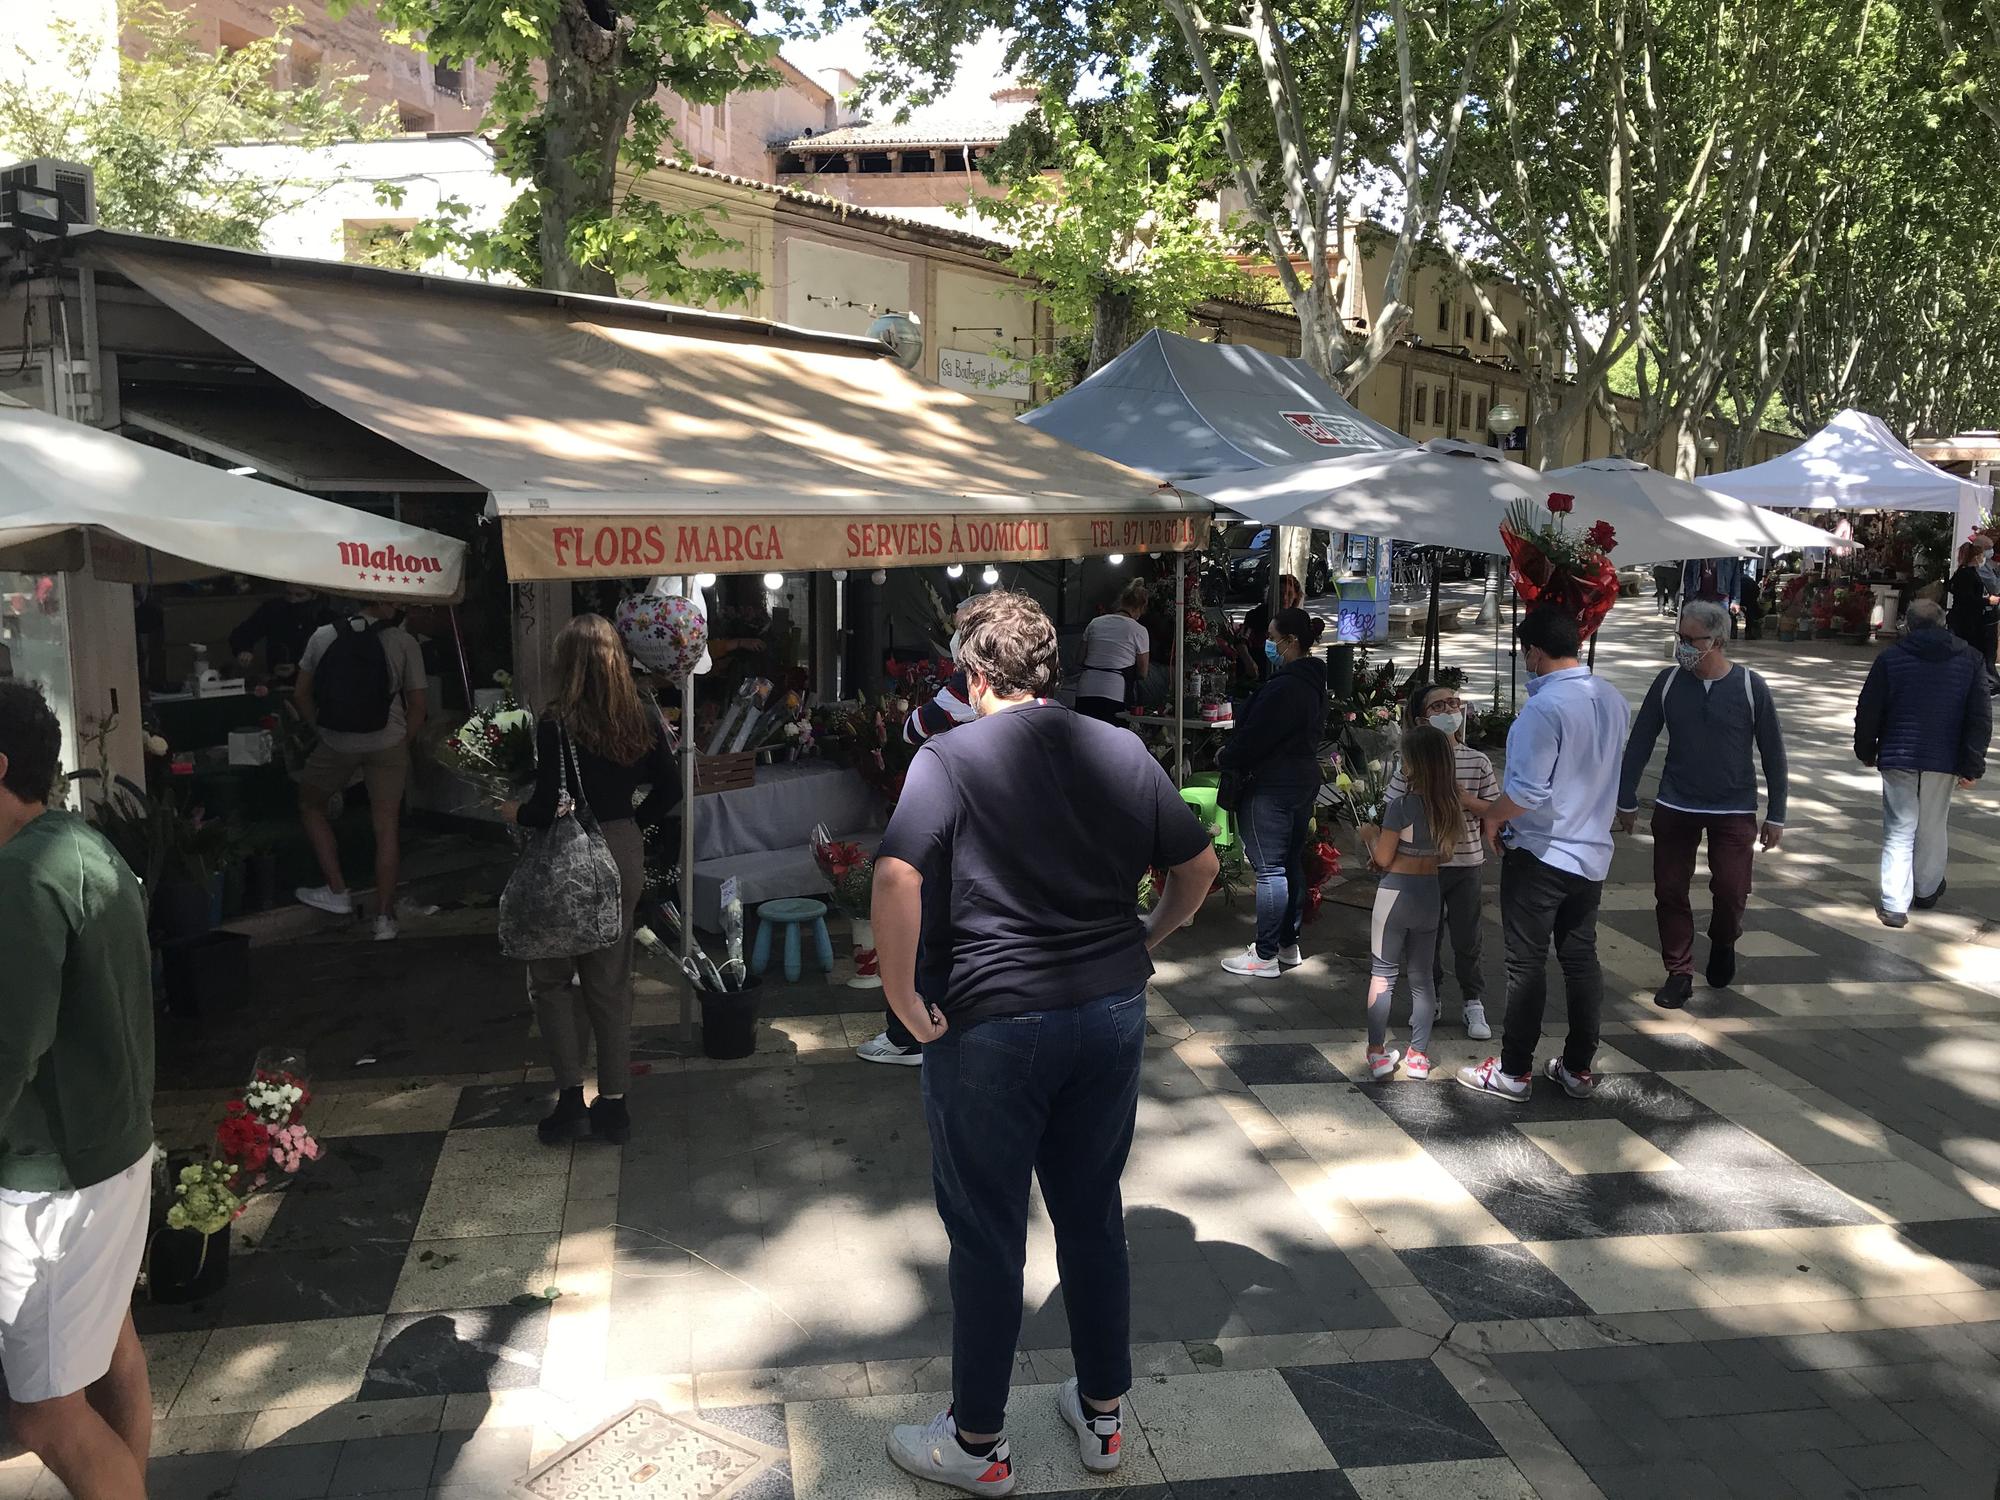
[1019,329,1413,479]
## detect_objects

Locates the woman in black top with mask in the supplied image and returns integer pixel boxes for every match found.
[505,614,679,1145]
[1216,606,1327,978]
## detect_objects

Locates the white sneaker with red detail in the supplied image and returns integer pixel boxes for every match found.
[1456,1056,1530,1100]
[1221,946,1280,978]
[1366,1047,1402,1081]
[1058,1378,1123,1474]
[887,1411,1015,1496]
[1544,1056,1597,1099]
[1403,1049,1433,1080]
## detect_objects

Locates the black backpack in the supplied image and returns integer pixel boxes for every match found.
[313,617,396,734]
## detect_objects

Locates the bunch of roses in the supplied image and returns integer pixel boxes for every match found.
[269,1123,322,1175]
[216,1106,272,1174]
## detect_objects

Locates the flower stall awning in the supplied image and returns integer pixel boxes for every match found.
[0,402,467,601]
[1700,410,1991,545]
[1547,459,1842,557]
[95,238,1207,581]
[1181,440,1720,566]
[1018,329,1414,481]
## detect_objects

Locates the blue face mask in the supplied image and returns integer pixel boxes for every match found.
[1265,640,1281,667]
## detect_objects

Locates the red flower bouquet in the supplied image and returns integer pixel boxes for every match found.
[1499,494,1621,641]
[810,824,875,918]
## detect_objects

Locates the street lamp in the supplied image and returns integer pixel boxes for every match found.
[1477,403,1522,625]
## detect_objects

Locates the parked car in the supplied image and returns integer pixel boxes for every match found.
[1222,523,1332,600]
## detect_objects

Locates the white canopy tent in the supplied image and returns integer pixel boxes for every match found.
[1181,440,1720,566]
[0,402,467,600]
[1546,458,1842,557]
[1700,410,1991,547]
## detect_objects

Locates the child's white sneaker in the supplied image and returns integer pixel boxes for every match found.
[1366,1047,1402,1081]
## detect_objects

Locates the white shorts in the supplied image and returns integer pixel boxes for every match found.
[0,1153,151,1403]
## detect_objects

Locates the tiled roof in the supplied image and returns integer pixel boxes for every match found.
[656,161,1010,251]
[772,113,1027,152]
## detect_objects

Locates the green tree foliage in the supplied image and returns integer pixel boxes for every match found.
[1932,0,2000,130]
[344,0,781,300]
[0,2,389,249]
[969,77,1249,390]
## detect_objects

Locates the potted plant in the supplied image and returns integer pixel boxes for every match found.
[811,825,879,990]
[148,1058,321,1304]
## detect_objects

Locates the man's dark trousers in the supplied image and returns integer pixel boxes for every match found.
[1498,846,1606,1078]
[1651,807,1757,977]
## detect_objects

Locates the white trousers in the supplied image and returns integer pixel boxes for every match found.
[1879,768,1954,915]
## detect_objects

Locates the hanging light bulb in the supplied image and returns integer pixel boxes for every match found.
[693,573,717,589]
[980,565,1000,586]
[946,564,964,579]
[831,569,849,582]
[763,572,784,590]
[870,570,887,585]
[1107,553,1125,566]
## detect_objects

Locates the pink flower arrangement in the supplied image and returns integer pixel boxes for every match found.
[269,1123,322,1175]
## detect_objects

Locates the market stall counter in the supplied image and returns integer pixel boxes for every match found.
[690,761,881,932]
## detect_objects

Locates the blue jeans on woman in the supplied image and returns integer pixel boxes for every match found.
[920,987,1148,1434]
[1239,766,1316,959]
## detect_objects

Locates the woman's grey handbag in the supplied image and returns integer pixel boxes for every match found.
[498,726,624,961]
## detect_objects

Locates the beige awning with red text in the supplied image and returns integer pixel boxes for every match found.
[99,243,1207,580]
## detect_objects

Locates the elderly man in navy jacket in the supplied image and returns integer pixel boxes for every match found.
[1854,599,1992,927]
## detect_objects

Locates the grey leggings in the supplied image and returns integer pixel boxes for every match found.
[1368,873,1441,1054]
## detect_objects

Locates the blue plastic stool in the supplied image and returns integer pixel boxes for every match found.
[751,898,835,982]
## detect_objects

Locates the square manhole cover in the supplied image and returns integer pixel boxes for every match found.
[522,1402,780,1500]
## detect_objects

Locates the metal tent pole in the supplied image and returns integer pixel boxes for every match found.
[679,671,697,1044]
[1423,555,1442,679]
[1174,557,1187,789]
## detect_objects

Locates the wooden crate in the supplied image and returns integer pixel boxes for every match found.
[694,751,755,796]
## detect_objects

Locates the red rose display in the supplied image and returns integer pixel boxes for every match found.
[1546,492,1575,515]
[1500,495,1621,642]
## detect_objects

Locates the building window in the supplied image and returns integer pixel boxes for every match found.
[397,103,435,133]
[1463,307,1476,341]
[1413,385,1428,425]
[1477,396,1490,432]
[1460,392,1473,428]
[291,42,322,87]
[432,60,463,99]
[1516,319,1529,349]
[1436,299,1450,333]
[774,152,806,174]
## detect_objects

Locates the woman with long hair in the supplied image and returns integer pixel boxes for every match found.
[1243,573,1304,681]
[1218,606,1327,977]
[506,615,679,1145]
[1076,578,1153,722]
[1361,723,1459,1081]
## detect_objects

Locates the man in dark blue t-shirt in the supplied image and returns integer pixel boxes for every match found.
[872,590,1216,1495]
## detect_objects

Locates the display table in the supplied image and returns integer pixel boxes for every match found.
[690,761,881,932]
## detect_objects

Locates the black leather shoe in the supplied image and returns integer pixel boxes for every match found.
[1654,974,1694,1010]
[1705,943,1736,989]
[537,1087,589,1145]
[589,1095,632,1145]
[1913,881,1946,911]
[1878,908,1908,929]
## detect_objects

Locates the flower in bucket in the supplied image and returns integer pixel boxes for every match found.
[166,1160,244,1235]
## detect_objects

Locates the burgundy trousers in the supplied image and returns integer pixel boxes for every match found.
[1651,806,1758,976]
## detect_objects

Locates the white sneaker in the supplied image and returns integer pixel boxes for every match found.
[1221,946,1281,978]
[371,915,399,942]
[1058,1377,1123,1474]
[1463,1001,1492,1040]
[856,1031,923,1066]
[1367,1047,1402,1081]
[1277,944,1305,967]
[887,1410,1015,1495]
[1456,1056,1531,1101]
[296,885,353,915]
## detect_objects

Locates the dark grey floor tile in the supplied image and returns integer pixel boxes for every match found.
[1589,1460,1736,1499]
[135,1241,408,1333]
[260,1132,446,1251]
[1897,1219,2000,1290]
[235,1440,344,1500]
[145,1451,243,1500]
[1606,1031,1744,1071]
[447,1082,549,1130]
[358,1305,550,1401]
[1167,1475,1358,1499]
[1214,1043,1344,1085]
[1279,1359,1502,1468]
[329,1433,441,1496]
[1397,1242,1595,1323]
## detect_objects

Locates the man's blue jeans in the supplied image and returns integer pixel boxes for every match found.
[920,988,1147,1434]
[1239,770,1316,959]
[1880,768,1955,914]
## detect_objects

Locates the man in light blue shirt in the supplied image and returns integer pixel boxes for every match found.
[1458,609,1630,1104]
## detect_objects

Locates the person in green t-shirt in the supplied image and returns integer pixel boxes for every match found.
[0,681,155,1500]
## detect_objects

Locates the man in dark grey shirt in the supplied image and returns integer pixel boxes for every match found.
[1617,599,1789,1009]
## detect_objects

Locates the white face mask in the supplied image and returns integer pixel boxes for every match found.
[1427,711,1465,736]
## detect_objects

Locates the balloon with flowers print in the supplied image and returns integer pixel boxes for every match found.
[1499,493,1622,641]
[615,592,708,680]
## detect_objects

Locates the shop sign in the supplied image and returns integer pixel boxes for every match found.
[938,348,1032,402]
[501,510,1210,580]
[1281,410,1372,447]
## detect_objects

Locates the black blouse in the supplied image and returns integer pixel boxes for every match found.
[516,716,679,829]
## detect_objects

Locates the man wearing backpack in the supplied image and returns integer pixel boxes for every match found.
[294,601,428,940]
[1615,598,1789,1010]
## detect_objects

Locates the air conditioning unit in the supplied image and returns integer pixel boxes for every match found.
[0,159,96,236]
